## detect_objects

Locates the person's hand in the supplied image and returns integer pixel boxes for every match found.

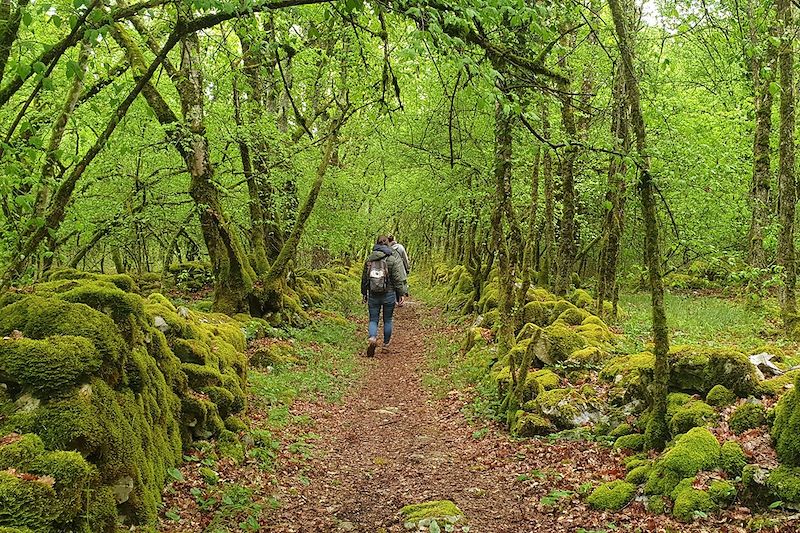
[398,296,405,306]
[362,295,368,304]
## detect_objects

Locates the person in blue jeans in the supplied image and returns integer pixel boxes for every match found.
[360,235,409,357]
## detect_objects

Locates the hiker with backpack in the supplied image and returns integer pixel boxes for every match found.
[387,234,411,275]
[361,236,409,357]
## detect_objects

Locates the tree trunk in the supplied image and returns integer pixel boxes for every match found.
[540,100,556,290]
[597,63,629,319]
[748,8,776,268]
[777,0,797,331]
[177,29,256,314]
[608,0,670,450]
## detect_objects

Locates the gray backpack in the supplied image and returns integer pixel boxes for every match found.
[367,258,389,293]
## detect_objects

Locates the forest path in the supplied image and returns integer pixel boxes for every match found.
[262,299,644,533]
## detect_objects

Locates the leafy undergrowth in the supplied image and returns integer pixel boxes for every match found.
[141,305,364,533]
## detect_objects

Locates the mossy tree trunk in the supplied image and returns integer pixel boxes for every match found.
[515,145,540,330]
[540,99,556,290]
[608,0,670,450]
[776,0,797,332]
[554,58,579,296]
[597,63,629,319]
[177,28,257,315]
[748,6,775,269]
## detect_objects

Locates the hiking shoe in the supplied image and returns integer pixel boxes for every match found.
[382,343,391,354]
[366,337,377,357]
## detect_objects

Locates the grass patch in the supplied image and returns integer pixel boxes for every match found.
[618,292,768,353]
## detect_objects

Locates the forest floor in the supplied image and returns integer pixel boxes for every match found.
[152,294,800,533]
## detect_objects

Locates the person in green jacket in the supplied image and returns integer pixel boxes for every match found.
[361,235,409,357]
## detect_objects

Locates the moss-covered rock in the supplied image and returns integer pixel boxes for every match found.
[533,388,596,429]
[625,464,651,485]
[706,385,736,407]
[614,434,645,451]
[708,479,736,506]
[599,352,655,404]
[765,465,800,504]
[569,289,594,309]
[610,423,634,438]
[530,369,560,390]
[645,428,720,496]
[646,495,667,514]
[729,402,767,435]
[772,375,800,466]
[673,488,715,522]
[586,480,636,510]
[719,441,748,478]
[567,346,609,368]
[669,400,716,436]
[533,321,588,366]
[0,433,44,470]
[669,345,758,397]
[512,412,555,437]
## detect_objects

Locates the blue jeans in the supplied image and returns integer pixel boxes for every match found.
[368,291,396,343]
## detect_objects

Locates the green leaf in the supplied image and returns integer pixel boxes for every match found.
[16,62,30,79]
[769,82,781,97]
[50,14,61,27]
[429,520,441,533]
[167,467,184,481]
[165,510,180,521]
[22,11,32,26]
[769,500,784,509]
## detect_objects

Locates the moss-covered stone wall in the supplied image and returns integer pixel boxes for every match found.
[0,271,249,531]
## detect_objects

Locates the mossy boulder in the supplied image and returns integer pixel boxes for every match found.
[645,428,720,495]
[772,375,800,466]
[532,321,588,366]
[669,400,716,436]
[532,388,598,429]
[719,441,748,477]
[569,289,594,309]
[250,341,298,368]
[673,488,715,522]
[625,464,651,485]
[766,465,800,504]
[729,402,767,435]
[567,346,609,368]
[706,385,736,407]
[614,434,645,451]
[512,411,555,437]
[600,352,655,404]
[669,345,758,397]
[610,423,634,437]
[530,369,560,390]
[587,480,635,510]
[708,479,736,506]
[522,302,550,327]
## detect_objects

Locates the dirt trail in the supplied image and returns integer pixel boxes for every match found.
[262,300,690,533]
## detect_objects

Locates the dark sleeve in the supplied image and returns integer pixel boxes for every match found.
[361,262,369,296]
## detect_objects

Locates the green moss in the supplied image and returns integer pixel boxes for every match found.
[181,362,223,388]
[0,433,44,470]
[576,323,615,345]
[667,393,693,418]
[729,402,767,435]
[599,352,655,403]
[250,341,298,368]
[522,302,549,328]
[669,401,716,436]
[719,441,748,478]
[586,480,636,510]
[534,388,584,429]
[538,321,587,365]
[766,465,800,503]
[567,346,608,368]
[400,500,463,523]
[646,428,720,496]
[512,412,555,437]
[669,345,758,396]
[772,379,800,465]
[0,336,100,396]
[531,369,560,390]
[646,495,667,514]
[614,434,645,451]
[625,456,650,470]
[706,385,736,407]
[224,416,247,433]
[660,428,720,477]
[610,423,634,438]
[217,430,244,464]
[708,479,736,505]
[760,369,799,396]
[673,488,715,522]
[557,307,591,326]
[29,450,96,522]
[569,289,594,309]
[626,465,652,485]
[0,471,57,529]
